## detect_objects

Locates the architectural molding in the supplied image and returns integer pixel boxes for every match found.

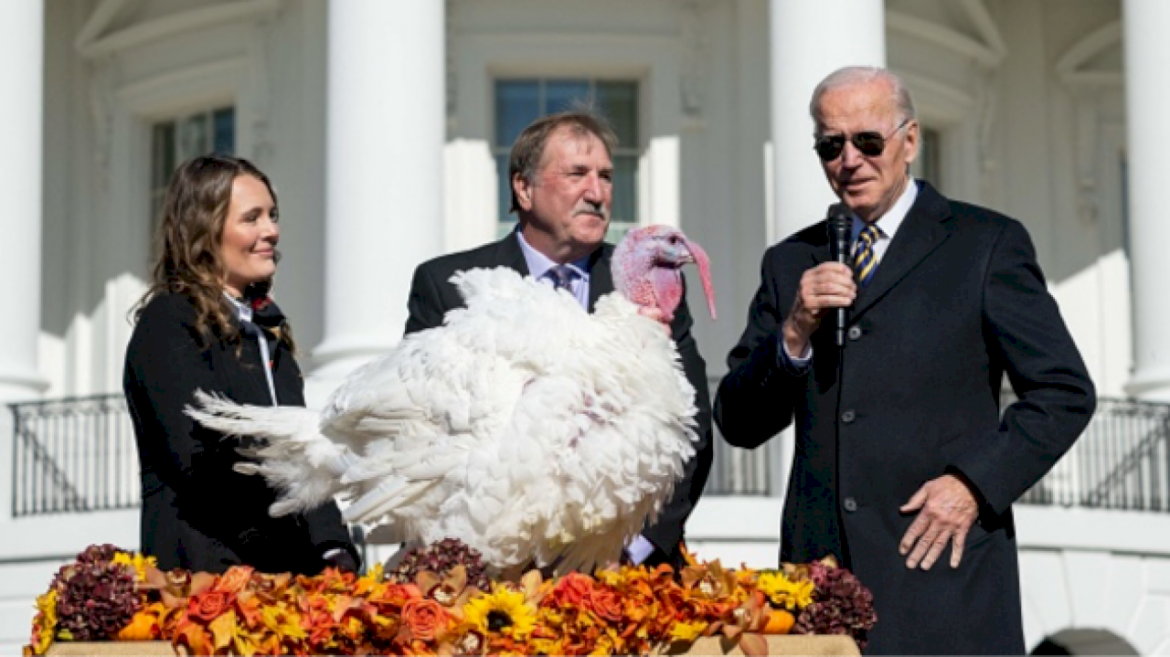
[1056,21,1123,89]
[75,0,280,59]
[445,0,458,130]
[888,0,1006,68]
[87,56,118,186]
[247,13,280,162]
[1056,20,1123,226]
[679,0,713,127]
[115,58,245,118]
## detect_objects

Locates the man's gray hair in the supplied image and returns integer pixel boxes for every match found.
[809,66,917,126]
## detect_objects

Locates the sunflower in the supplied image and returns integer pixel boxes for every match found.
[463,585,537,639]
[756,571,814,610]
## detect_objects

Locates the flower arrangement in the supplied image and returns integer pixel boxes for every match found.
[26,541,875,656]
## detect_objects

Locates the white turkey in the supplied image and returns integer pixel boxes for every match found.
[187,225,716,574]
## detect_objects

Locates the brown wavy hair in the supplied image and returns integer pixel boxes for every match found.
[134,154,295,352]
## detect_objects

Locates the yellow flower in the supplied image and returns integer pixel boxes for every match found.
[757,572,814,610]
[111,552,157,582]
[30,589,58,655]
[463,586,537,639]
[362,561,385,584]
[669,619,707,642]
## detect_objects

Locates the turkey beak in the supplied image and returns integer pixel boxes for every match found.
[679,237,717,320]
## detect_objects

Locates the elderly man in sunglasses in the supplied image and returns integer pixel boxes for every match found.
[715,66,1095,654]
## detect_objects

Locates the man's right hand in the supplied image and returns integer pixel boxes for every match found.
[782,262,857,356]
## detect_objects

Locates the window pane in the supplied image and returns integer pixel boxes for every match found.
[213,107,235,154]
[545,79,592,114]
[597,81,638,145]
[496,81,541,147]
[611,155,637,224]
[179,114,209,161]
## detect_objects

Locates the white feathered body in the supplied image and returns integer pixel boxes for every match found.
[189,266,697,573]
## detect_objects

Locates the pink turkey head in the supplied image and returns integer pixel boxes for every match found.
[612,225,716,324]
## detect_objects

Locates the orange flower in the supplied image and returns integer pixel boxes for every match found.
[115,606,162,641]
[213,565,253,595]
[585,586,623,623]
[187,591,234,623]
[547,572,593,607]
[401,598,449,642]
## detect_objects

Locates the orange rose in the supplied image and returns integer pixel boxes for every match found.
[213,565,253,595]
[586,586,623,623]
[187,591,234,623]
[401,598,450,642]
[549,573,592,606]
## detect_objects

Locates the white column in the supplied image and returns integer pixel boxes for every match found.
[770,0,886,242]
[1123,0,1170,401]
[0,1,47,403]
[767,0,885,502]
[308,0,445,404]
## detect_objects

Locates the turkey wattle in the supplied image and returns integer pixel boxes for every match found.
[187,225,716,574]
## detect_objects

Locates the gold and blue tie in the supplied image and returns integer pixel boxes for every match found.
[853,224,881,287]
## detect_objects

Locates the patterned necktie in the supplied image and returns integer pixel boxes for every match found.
[548,265,576,291]
[853,224,882,287]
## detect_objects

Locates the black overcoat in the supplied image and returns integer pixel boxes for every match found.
[404,233,713,569]
[715,182,1095,654]
[124,292,357,574]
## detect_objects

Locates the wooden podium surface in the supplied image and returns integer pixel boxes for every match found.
[45,636,861,655]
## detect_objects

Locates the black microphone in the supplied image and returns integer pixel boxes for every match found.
[827,203,851,348]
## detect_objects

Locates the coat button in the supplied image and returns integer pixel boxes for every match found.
[843,497,858,512]
[841,410,856,423]
[848,326,862,340]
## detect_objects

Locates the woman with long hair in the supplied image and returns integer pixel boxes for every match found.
[124,154,358,574]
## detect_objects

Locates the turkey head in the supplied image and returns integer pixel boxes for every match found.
[612,225,716,324]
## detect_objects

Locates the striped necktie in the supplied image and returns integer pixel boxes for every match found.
[853,224,881,287]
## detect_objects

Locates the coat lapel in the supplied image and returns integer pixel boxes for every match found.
[851,182,954,319]
[498,231,532,276]
[587,244,615,311]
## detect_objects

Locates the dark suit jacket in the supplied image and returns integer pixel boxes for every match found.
[123,292,358,574]
[405,233,714,568]
[715,182,1095,654]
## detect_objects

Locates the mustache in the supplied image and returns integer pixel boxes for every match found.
[572,201,610,220]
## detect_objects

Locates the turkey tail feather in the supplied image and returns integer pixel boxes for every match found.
[186,390,347,515]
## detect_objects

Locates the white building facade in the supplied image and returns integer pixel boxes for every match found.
[3,0,1170,653]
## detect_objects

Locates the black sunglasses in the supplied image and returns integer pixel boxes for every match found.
[814,119,911,162]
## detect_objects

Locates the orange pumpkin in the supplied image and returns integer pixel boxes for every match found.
[762,609,795,635]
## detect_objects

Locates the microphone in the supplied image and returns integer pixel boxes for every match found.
[827,203,852,348]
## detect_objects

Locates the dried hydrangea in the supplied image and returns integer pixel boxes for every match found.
[389,538,492,591]
[793,559,877,649]
[49,544,142,641]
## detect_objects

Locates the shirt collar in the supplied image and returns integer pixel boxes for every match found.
[852,176,919,240]
[515,230,592,282]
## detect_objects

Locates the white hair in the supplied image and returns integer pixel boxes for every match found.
[809,66,917,126]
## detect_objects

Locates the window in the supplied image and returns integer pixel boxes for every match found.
[911,126,941,189]
[150,106,236,222]
[493,79,639,243]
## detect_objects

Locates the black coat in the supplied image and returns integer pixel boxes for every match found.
[405,233,713,569]
[715,183,1095,654]
[123,292,357,574]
